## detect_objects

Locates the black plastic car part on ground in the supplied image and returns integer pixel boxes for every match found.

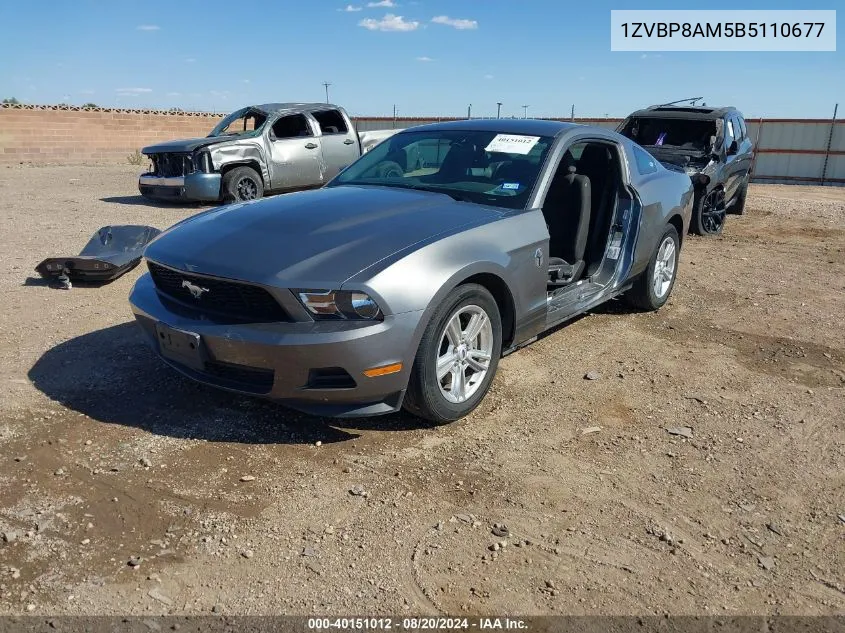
[36,225,161,282]
[617,104,754,236]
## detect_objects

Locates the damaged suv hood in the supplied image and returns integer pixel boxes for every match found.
[141,137,228,154]
[144,185,503,289]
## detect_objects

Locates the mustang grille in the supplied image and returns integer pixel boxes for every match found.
[151,153,193,177]
[147,262,289,322]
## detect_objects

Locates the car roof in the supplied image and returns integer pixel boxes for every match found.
[405,118,581,137]
[252,103,345,115]
[627,105,738,120]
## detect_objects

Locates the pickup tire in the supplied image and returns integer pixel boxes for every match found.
[222,166,264,203]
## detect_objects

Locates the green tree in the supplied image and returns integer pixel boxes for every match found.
[82,103,98,109]
[2,97,20,105]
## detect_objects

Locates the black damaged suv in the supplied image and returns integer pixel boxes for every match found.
[617,104,754,236]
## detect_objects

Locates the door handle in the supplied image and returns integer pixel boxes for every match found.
[343,139,355,145]
[304,142,318,149]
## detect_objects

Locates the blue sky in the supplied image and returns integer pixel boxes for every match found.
[0,0,842,118]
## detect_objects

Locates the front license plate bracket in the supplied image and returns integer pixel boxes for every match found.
[155,323,206,372]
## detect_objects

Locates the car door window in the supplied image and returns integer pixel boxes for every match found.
[725,118,736,147]
[312,109,349,135]
[271,114,312,140]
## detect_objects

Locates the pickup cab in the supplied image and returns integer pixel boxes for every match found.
[138,103,397,203]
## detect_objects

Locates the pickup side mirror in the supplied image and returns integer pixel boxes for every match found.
[727,140,738,156]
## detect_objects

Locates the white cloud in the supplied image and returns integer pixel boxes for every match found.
[60,95,70,102]
[367,0,396,7]
[358,13,418,31]
[484,74,494,80]
[136,25,160,31]
[640,53,662,59]
[415,56,434,62]
[166,92,181,97]
[243,79,251,84]
[116,87,153,94]
[79,90,95,95]
[339,4,362,10]
[185,57,196,63]
[431,15,477,30]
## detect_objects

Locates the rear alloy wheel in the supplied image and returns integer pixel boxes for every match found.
[222,166,264,203]
[692,187,726,235]
[624,224,680,311]
[404,284,502,423]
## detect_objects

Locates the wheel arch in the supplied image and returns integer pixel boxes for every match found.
[666,213,685,246]
[220,160,265,186]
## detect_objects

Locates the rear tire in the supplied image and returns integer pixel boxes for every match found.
[404,284,502,423]
[728,177,748,215]
[624,224,680,311]
[222,166,264,203]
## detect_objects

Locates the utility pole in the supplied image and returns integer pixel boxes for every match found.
[522,105,529,119]
[570,104,575,122]
[467,104,472,119]
[392,104,397,129]
[322,82,332,104]
[496,102,502,119]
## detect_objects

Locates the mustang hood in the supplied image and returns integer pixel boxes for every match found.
[144,186,504,288]
[141,137,227,154]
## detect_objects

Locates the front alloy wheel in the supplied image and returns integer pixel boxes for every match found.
[693,188,726,235]
[404,284,502,423]
[436,305,494,403]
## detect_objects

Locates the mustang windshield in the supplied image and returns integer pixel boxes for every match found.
[208,107,267,138]
[329,129,554,210]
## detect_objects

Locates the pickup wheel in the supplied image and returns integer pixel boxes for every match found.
[404,284,502,423]
[222,166,264,203]
[624,224,680,311]
[691,187,726,236]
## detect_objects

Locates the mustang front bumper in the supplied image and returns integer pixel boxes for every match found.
[129,273,423,418]
[138,173,222,202]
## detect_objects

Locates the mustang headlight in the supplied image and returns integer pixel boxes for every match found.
[296,289,382,320]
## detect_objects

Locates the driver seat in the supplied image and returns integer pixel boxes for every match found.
[544,156,592,285]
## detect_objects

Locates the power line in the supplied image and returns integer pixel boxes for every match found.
[322,82,332,104]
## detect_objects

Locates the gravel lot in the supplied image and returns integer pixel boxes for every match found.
[0,165,843,616]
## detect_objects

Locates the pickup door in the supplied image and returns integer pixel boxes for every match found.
[310,108,360,179]
[267,113,325,190]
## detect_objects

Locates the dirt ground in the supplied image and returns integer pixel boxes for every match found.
[0,165,843,617]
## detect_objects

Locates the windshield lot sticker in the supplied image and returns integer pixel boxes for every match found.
[485,134,540,155]
[502,182,520,190]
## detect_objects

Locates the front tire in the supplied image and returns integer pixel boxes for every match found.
[624,225,680,311]
[691,187,726,236]
[222,166,264,203]
[404,284,502,423]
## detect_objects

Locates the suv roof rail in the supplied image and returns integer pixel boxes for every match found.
[651,97,705,108]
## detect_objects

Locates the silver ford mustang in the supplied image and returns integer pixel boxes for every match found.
[129,120,693,422]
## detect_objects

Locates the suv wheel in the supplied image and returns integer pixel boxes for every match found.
[692,188,726,236]
[728,177,749,215]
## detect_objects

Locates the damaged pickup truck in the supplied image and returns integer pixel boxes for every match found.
[139,103,397,203]
[617,103,754,235]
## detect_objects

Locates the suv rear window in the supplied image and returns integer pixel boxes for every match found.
[313,109,349,135]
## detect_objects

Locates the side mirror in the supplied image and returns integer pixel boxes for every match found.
[727,140,738,156]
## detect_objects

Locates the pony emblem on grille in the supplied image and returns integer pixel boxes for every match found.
[181,279,210,299]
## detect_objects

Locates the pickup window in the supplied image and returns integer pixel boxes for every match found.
[313,109,349,135]
[272,114,313,139]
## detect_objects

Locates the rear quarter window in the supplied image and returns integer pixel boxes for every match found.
[632,145,658,175]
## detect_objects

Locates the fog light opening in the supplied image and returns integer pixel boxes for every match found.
[363,362,403,378]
